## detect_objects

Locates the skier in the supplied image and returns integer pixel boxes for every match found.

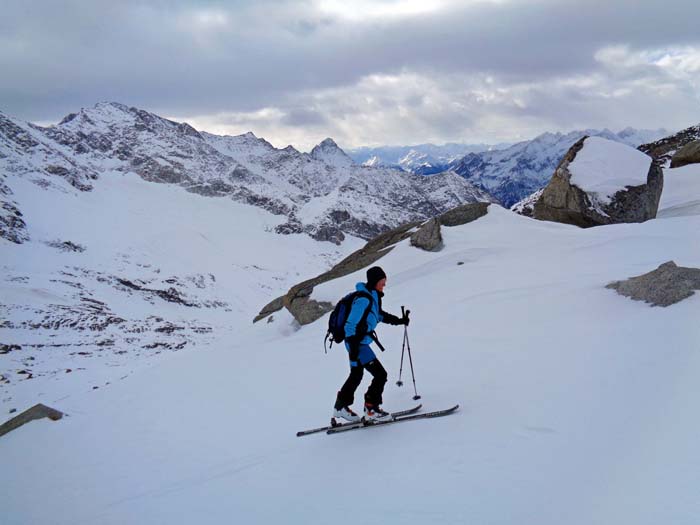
[333,266,410,423]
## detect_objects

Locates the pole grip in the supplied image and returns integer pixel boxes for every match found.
[401,306,405,317]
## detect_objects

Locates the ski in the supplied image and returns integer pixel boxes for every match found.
[326,404,459,435]
[296,404,422,437]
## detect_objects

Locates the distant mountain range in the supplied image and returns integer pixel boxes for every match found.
[347,142,511,175]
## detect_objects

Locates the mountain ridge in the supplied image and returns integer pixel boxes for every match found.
[0,102,493,245]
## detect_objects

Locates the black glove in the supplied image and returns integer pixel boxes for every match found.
[380,310,402,325]
[401,311,410,326]
[346,335,361,362]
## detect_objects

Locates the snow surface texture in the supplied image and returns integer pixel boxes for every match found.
[568,137,652,205]
[2,166,699,524]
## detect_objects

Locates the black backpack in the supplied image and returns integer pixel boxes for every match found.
[324,290,373,352]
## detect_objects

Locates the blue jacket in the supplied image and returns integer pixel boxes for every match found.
[344,282,387,345]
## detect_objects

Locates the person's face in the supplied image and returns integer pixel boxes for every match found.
[375,278,386,292]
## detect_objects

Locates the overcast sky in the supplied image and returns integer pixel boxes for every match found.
[2,0,699,150]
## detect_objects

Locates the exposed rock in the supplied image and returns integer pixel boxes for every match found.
[46,240,86,252]
[253,296,285,323]
[533,137,663,227]
[511,189,544,217]
[309,224,345,245]
[0,403,64,437]
[411,218,443,251]
[606,261,700,307]
[670,140,700,168]
[0,200,29,243]
[438,202,490,226]
[0,344,22,354]
[639,124,700,167]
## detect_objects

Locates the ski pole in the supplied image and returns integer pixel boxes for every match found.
[403,318,421,400]
[396,306,407,387]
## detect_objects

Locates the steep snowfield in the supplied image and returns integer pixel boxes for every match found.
[2,169,699,524]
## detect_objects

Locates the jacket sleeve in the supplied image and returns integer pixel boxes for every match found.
[380,309,402,325]
[345,296,371,337]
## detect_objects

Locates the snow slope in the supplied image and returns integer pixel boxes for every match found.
[0,171,362,410]
[2,172,699,524]
[658,164,700,218]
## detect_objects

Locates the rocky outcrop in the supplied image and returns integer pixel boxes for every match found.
[532,137,663,227]
[0,403,63,437]
[410,218,443,251]
[511,189,544,217]
[438,201,490,226]
[670,140,700,168]
[639,124,700,167]
[606,261,700,307]
[255,202,491,324]
[1,199,29,244]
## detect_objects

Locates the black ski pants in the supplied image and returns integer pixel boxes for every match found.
[335,359,387,409]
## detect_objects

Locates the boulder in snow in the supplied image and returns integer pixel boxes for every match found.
[670,140,700,169]
[606,261,700,307]
[0,403,64,437]
[533,136,663,227]
[410,218,443,251]
[438,201,490,227]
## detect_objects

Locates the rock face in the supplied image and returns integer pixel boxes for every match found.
[606,261,700,307]
[639,124,700,167]
[410,218,443,252]
[255,202,490,325]
[670,140,700,168]
[532,137,663,227]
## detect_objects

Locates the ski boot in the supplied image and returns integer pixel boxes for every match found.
[363,403,393,422]
[331,406,361,426]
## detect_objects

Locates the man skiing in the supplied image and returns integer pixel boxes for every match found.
[333,266,409,423]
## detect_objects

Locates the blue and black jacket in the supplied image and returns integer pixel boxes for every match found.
[344,282,403,346]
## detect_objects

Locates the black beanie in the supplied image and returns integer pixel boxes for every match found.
[366,266,387,289]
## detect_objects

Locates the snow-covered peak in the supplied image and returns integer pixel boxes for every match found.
[310,138,354,167]
[569,137,652,204]
[363,155,383,167]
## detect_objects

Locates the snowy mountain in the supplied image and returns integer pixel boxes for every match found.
[309,137,355,167]
[2,158,699,524]
[0,102,493,246]
[348,142,504,175]
[451,128,669,207]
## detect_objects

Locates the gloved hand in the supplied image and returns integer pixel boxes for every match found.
[346,335,361,362]
[401,310,410,326]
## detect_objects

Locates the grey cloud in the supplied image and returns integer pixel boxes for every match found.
[281,107,329,127]
[1,0,699,145]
